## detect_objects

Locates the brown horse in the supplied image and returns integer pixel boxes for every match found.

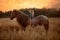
[31,15,49,33]
[10,9,31,31]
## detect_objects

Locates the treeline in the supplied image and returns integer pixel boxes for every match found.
[0,8,60,18]
[20,8,60,17]
[0,11,12,18]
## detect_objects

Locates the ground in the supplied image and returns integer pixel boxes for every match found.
[0,18,60,40]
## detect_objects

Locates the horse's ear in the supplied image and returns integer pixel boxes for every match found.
[12,9,19,15]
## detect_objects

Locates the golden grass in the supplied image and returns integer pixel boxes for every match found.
[0,18,60,40]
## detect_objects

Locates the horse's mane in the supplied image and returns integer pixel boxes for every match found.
[13,9,29,17]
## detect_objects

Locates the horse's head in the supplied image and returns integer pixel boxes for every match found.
[10,9,19,20]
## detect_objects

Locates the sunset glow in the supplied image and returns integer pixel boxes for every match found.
[0,0,59,12]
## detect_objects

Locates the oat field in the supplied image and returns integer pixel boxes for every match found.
[0,18,60,40]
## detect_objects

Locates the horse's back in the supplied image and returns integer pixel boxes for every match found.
[37,15,48,19]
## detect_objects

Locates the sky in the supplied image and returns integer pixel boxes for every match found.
[0,0,60,12]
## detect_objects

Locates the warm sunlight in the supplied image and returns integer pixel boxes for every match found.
[12,0,51,9]
[21,0,51,8]
[0,0,58,12]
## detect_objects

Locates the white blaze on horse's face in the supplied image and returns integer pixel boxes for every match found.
[10,11,17,20]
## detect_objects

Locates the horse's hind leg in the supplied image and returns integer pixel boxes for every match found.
[44,22,49,34]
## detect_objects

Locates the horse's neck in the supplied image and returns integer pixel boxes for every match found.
[16,12,29,19]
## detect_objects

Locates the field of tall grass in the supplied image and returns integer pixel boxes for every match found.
[0,18,60,40]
